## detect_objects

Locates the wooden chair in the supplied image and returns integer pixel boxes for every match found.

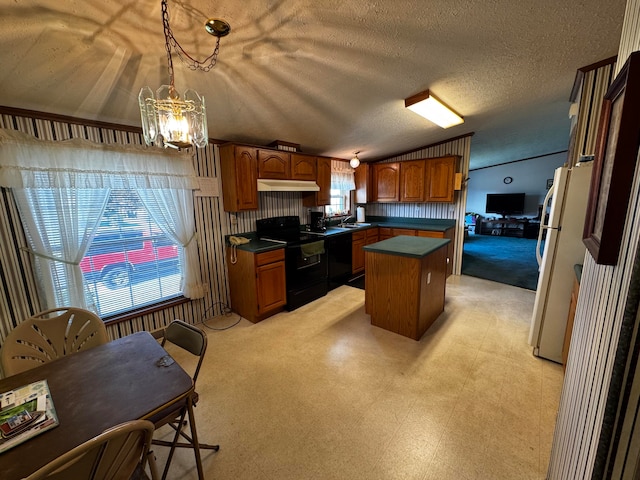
[1,307,108,376]
[149,320,219,480]
[22,419,159,480]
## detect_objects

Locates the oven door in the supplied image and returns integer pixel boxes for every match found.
[285,241,328,310]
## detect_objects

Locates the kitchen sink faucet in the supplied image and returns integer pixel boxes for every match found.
[339,215,354,227]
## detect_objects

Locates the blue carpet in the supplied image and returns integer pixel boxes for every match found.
[462,234,540,290]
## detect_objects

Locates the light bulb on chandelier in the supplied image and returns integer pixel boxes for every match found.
[139,0,230,150]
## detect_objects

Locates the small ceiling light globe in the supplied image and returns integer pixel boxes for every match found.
[350,153,360,168]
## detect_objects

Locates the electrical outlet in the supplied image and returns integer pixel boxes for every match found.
[230,214,237,225]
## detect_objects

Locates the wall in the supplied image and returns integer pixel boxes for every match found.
[363,135,472,276]
[547,0,640,477]
[465,152,566,217]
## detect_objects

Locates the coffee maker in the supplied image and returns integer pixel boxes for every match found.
[309,211,326,232]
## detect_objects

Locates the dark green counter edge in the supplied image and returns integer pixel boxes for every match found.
[226,217,456,254]
[363,235,450,259]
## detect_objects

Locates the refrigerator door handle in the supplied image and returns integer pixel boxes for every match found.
[536,186,555,267]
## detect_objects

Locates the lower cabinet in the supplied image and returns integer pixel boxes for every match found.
[379,227,393,241]
[366,228,379,246]
[352,231,366,274]
[374,227,454,277]
[417,228,454,277]
[352,228,379,275]
[227,247,286,323]
[392,228,417,237]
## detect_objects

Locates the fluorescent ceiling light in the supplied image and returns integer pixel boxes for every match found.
[405,90,464,128]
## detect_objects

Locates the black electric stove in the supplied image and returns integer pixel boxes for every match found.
[256,216,328,310]
[256,216,324,245]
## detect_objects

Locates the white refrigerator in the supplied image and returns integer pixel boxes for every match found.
[528,162,593,363]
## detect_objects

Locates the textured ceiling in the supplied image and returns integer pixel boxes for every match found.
[0,0,626,169]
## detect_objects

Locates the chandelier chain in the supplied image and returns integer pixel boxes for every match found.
[161,0,222,82]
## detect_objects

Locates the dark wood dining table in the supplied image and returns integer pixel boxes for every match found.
[0,331,193,480]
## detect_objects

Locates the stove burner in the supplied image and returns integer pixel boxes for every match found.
[256,215,325,246]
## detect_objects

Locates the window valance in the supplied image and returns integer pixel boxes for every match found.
[0,128,198,190]
[331,159,355,191]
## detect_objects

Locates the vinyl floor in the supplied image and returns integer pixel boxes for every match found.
[153,274,563,480]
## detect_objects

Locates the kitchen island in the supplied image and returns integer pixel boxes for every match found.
[363,235,449,340]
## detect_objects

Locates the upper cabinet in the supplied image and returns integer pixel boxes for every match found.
[258,150,290,179]
[426,155,456,203]
[291,154,317,181]
[317,157,332,205]
[400,160,426,202]
[354,163,371,204]
[220,144,259,212]
[368,156,459,204]
[372,163,400,202]
[303,157,331,206]
[220,142,337,212]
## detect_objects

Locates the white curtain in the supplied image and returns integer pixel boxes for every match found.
[0,128,205,309]
[0,129,196,190]
[12,188,110,310]
[331,159,355,191]
[138,189,207,299]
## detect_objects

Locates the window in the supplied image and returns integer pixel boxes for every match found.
[82,191,183,318]
[325,188,349,216]
[327,161,355,216]
[1,129,206,318]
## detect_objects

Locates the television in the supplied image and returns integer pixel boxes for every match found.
[485,193,525,217]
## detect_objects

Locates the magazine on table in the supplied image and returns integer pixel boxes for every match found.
[0,379,59,453]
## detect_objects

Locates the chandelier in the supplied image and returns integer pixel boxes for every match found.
[139,0,230,149]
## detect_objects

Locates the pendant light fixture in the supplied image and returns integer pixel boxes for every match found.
[350,152,361,168]
[139,0,230,149]
[405,90,464,128]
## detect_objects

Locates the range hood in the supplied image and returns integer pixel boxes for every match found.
[257,179,320,192]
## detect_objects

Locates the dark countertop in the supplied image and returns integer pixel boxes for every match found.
[236,239,286,253]
[227,217,456,253]
[224,233,285,254]
[363,235,450,259]
[328,216,455,232]
[374,222,453,232]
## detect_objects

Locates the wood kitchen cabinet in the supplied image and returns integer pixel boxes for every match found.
[303,157,331,206]
[365,236,448,340]
[258,149,290,179]
[400,160,426,202]
[354,163,372,204]
[352,231,366,274]
[227,247,286,323]
[365,156,458,204]
[290,154,317,181]
[220,142,338,211]
[379,227,393,241]
[372,226,453,277]
[393,228,417,237]
[417,228,455,276]
[220,144,259,212]
[352,228,379,275]
[426,156,456,202]
[372,163,400,202]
